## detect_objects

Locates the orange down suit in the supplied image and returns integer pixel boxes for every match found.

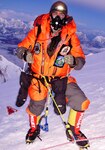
[18,13,90,112]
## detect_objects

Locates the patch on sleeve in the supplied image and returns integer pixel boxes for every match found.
[54,45,70,68]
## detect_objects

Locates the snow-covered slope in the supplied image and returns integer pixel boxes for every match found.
[0,55,20,83]
[0,51,105,150]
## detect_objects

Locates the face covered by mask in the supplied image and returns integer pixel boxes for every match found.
[50,11,67,31]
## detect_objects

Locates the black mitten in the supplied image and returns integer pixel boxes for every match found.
[16,72,33,107]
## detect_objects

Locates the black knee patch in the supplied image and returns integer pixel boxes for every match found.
[53,94,66,115]
[51,77,67,115]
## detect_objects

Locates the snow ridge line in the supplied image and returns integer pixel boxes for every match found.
[40,135,105,150]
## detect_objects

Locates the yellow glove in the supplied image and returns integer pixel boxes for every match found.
[16,47,33,64]
[64,55,76,67]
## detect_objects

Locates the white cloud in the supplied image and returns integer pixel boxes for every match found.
[0,9,37,21]
[70,0,105,11]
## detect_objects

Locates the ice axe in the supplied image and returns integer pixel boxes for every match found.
[39,91,50,132]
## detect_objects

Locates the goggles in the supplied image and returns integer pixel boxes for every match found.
[51,11,65,20]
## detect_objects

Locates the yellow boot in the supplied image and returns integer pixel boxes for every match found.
[67,109,89,148]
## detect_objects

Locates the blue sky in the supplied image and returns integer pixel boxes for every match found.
[0,0,105,31]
